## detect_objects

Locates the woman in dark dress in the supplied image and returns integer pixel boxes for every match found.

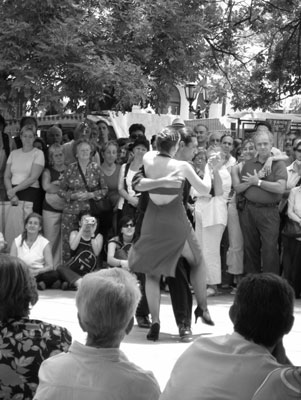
[129,127,223,340]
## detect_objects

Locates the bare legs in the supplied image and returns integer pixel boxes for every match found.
[144,236,213,338]
[182,241,207,311]
[145,274,161,324]
[182,240,214,325]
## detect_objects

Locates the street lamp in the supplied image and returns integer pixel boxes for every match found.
[184,82,198,112]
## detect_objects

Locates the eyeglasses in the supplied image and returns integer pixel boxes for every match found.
[210,139,220,143]
[124,223,134,228]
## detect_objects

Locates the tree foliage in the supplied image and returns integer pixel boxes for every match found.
[0,0,301,115]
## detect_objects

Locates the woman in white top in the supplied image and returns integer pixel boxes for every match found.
[4,126,45,213]
[118,136,149,221]
[10,212,59,290]
[194,148,232,296]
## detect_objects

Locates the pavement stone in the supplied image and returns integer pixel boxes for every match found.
[30,290,301,391]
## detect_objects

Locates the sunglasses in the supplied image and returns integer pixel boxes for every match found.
[210,139,220,143]
[123,223,134,228]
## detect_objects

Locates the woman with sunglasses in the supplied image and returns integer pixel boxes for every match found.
[107,215,151,328]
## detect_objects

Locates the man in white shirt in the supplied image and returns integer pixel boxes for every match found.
[160,273,295,400]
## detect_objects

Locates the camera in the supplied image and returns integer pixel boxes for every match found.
[85,217,96,225]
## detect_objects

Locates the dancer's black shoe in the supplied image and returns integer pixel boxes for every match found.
[146,323,160,341]
[194,307,215,326]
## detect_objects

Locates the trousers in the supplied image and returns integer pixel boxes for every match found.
[239,203,280,274]
[166,257,192,327]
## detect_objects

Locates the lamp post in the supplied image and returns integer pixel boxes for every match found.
[184,82,198,113]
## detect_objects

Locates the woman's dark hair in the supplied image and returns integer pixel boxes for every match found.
[129,123,145,136]
[0,255,38,321]
[131,136,150,152]
[21,212,43,246]
[118,215,134,242]
[232,273,294,347]
[156,127,180,153]
[20,116,38,130]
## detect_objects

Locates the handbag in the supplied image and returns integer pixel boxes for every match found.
[45,193,65,211]
[67,250,97,276]
[77,163,111,216]
[282,217,301,238]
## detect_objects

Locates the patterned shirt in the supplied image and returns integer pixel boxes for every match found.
[58,161,108,214]
[0,318,72,400]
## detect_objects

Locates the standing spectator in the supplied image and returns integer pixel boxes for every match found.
[283,183,301,298]
[13,116,38,149]
[228,140,256,285]
[100,141,121,236]
[46,125,63,146]
[220,134,236,171]
[193,124,208,148]
[10,212,60,290]
[63,121,100,165]
[34,268,160,400]
[42,144,66,269]
[0,114,12,200]
[118,136,149,221]
[0,254,71,399]
[4,126,45,213]
[238,130,287,275]
[194,148,231,296]
[58,139,108,263]
[129,123,146,140]
[208,131,222,148]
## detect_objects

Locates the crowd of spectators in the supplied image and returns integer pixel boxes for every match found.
[1,114,301,398]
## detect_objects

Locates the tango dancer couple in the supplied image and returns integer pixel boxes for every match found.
[128,126,224,341]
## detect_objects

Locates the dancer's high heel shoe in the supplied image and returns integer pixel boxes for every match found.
[146,323,160,341]
[194,307,215,326]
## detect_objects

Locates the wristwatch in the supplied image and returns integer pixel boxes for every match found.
[257,179,262,187]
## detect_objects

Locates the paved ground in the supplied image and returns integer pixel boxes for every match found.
[31,289,301,391]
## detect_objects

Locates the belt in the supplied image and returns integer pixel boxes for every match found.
[246,199,279,208]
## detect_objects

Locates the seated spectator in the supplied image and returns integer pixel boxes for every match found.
[160,273,295,400]
[10,212,60,290]
[107,215,150,328]
[252,367,301,399]
[34,268,161,400]
[0,254,71,399]
[58,211,103,290]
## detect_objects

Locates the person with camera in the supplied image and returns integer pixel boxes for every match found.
[58,211,103,290]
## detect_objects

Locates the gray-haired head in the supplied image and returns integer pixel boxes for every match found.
[76,268,141,348]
